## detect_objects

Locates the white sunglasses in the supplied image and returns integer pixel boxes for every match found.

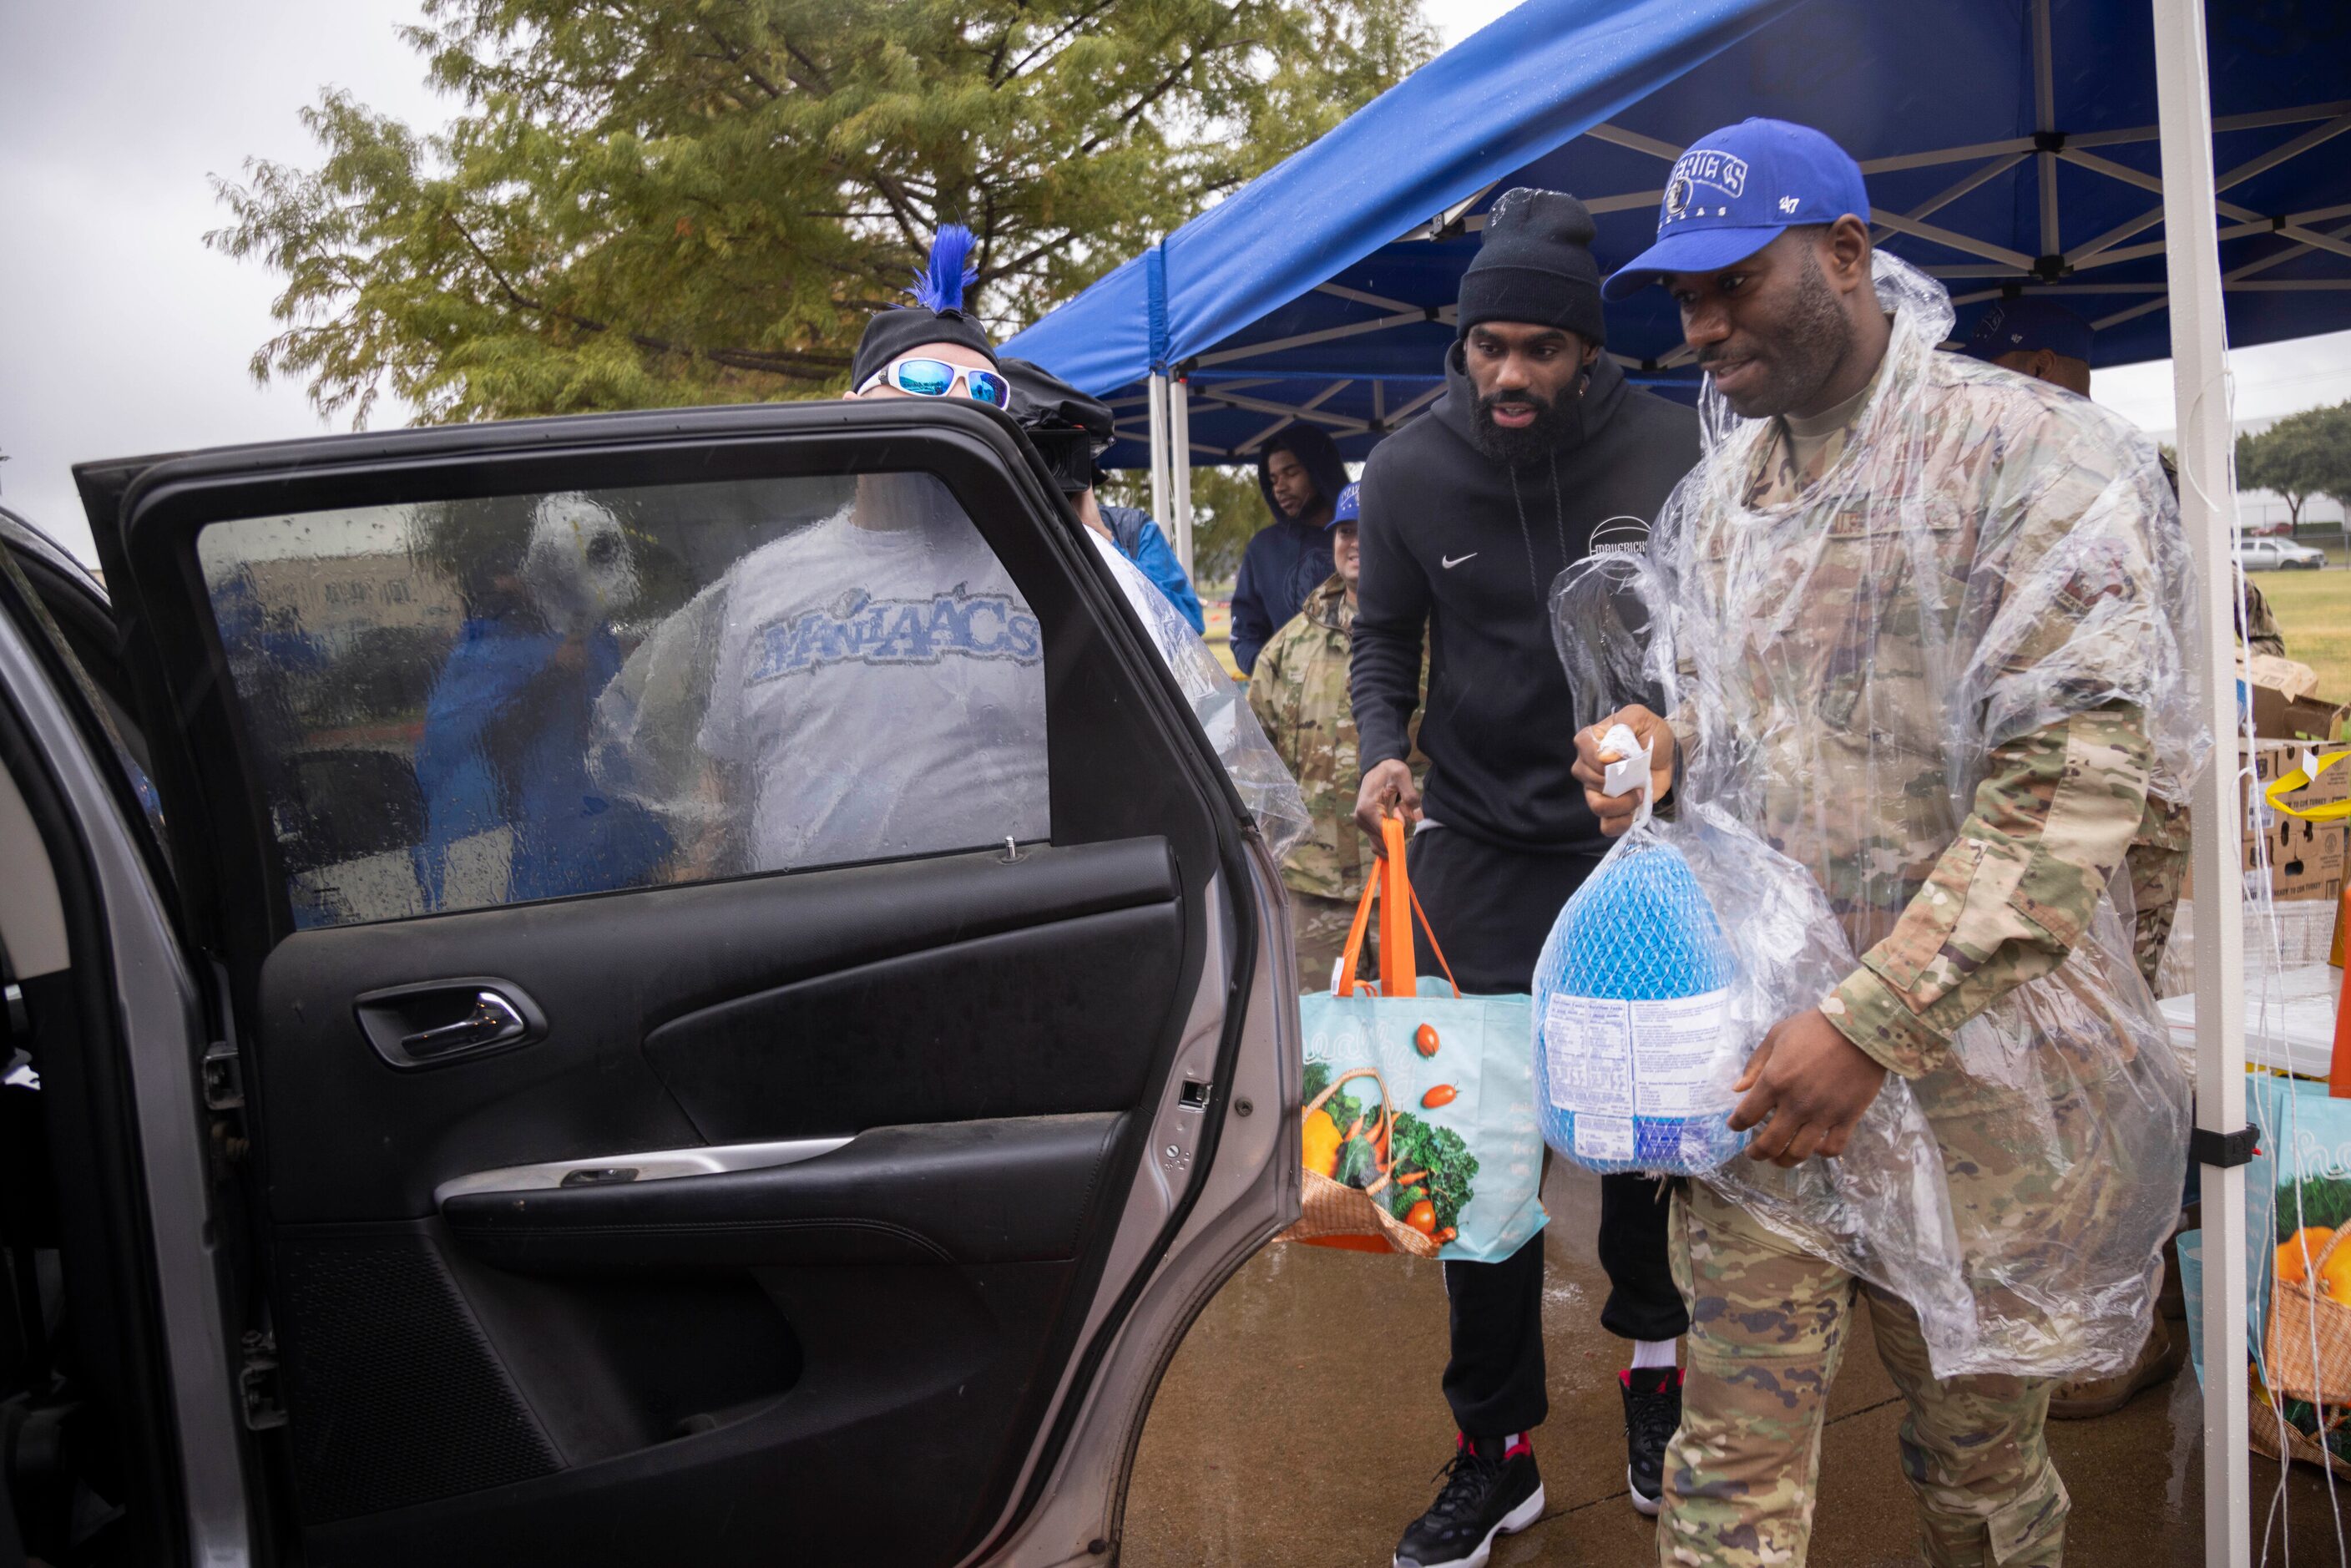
[855,357,1012,407]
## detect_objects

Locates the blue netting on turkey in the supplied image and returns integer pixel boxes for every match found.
[1531,832,1747,1176]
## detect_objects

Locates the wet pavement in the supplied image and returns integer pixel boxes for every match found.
[1122,1161,2351,1566]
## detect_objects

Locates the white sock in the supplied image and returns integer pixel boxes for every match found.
[1631,1338,1679,1371]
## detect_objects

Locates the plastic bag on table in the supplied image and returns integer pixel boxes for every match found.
[1086,531,1311,861]
[1589,255,2202,1378]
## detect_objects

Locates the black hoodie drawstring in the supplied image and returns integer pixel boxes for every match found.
[1506,455,1575,601]
[1547,450,1570,569]
[1507,467,1541,597]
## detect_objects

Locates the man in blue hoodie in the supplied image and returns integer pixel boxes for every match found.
[1230,423,1348,674]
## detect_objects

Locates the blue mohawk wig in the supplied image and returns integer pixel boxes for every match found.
[911,225,979,312]
[849,224,999,389]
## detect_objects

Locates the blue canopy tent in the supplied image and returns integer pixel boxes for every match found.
[1003,0,2348,566]
[1008,1,2318,1559]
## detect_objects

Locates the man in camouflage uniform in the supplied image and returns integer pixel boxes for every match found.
[1586,120,2192,1567]
[1248,482,1423,984]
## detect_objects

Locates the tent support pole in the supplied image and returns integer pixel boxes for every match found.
[2151,1,2248,1564]
[1146,373,1172,542]
[1170,376,1196,576]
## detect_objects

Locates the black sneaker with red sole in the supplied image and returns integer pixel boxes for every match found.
[1393,1434,1545,1568]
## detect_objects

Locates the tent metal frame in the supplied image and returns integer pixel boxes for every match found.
[2153,1,2252,1560]
[1129,43,2349,574]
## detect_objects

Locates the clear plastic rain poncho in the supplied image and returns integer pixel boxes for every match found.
[1085,530,1312,862]
[584,474,1307,878]
[1566,253,2205,1379]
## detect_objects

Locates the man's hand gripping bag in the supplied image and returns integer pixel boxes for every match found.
[1282,817,1547,1262]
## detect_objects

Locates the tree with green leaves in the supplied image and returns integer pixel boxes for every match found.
[210,0,1435,427]
[2238,402,2351,530]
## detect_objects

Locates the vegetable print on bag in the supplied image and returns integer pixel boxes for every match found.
[1281,817,1546,1263]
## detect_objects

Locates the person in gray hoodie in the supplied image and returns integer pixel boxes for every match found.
[1351,189,1701,1568]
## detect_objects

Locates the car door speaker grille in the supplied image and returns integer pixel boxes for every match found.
[276,1228,560,1521]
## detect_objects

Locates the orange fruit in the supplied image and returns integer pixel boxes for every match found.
[1300,1109,1342,1179]
[1414,1024,1440,1058]
[2323,1246,2351,1306]
[1404,1199,1437,1235]
[2279,1226,2336,1287]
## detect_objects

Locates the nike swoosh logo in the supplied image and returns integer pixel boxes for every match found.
[1441,553,1478,569]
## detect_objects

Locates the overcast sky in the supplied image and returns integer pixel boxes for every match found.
[7,0,2350,565]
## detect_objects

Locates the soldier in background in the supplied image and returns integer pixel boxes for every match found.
[1248,482,1423,985]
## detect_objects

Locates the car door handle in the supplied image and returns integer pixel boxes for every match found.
[354,979,547,1070]
[402,991,528,1060]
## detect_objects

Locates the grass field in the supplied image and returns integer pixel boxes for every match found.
[2255,563,2351,707]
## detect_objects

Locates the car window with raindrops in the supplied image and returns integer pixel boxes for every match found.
[197,473,1050,929]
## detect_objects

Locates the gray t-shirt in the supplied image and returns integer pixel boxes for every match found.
[699,496,1049,870]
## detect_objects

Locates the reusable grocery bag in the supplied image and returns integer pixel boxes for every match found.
[1283,818,1546,1264]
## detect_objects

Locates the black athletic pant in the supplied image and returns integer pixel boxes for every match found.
[1406,824,1689,1439]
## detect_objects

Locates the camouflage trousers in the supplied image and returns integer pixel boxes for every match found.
[1661,1181,2068,1568]
[1289,892,1363,993]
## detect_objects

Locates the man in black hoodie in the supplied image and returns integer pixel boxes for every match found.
[1231,423,1348,674]
[1351,188,1701,1568]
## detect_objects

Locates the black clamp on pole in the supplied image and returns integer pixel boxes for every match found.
[2190,1125,2260,1169]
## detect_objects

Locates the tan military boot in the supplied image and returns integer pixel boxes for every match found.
[2048,1318,2188,1419]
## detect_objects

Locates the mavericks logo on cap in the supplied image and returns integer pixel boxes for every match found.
[1663,148,1749,222]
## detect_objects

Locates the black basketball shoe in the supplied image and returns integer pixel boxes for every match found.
[1393,1433,1544,1568]
[1622,1366,1683,1518]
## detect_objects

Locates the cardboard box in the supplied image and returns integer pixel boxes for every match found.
[2247,743,2348,903]
[2255,687,2345,743]
[2244,655,2345,741]
[2187,741,2351,903]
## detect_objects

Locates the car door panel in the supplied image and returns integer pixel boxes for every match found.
[439,1112,1127,1272]
[79,403,1285,1567]
[641,905,1182,1143]
[254,836,1181,1220]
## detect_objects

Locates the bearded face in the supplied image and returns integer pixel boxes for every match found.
[1470,382,1576,468]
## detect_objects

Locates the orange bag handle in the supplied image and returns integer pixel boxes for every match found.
[1333,817,1461,999]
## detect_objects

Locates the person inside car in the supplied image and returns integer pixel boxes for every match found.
[674,228,1050,875]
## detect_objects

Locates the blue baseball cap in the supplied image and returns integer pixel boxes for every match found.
[1601,119,1872,301]
[1965,296,2094,364]
[1330,481,1361,529]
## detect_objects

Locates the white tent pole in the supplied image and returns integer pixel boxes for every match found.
[2150,2,2249,1565]
[1170,375,1196,577]
[1146,373,1172,539]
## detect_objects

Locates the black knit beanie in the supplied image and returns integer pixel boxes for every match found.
[849,225,1002,389]
[850,307,999,391]
[1455,188,1607,348]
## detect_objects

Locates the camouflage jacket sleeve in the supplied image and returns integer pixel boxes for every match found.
[1246,638,1303,780]
[2242,573,2286,658]
[1823,703,2153,1077]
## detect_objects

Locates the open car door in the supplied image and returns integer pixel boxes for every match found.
[79,399,1298,1567]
